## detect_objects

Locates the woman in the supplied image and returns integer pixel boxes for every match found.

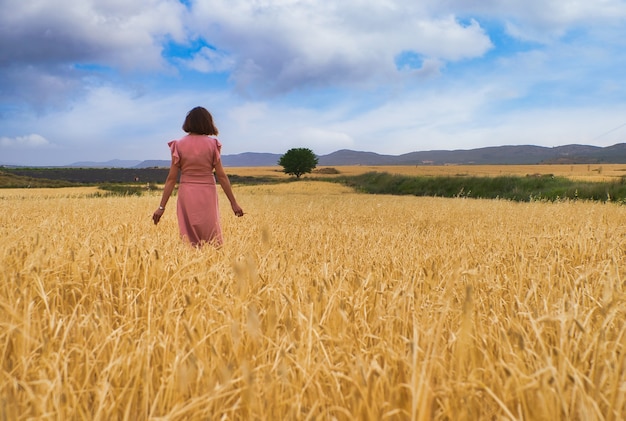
[152,106,244,246]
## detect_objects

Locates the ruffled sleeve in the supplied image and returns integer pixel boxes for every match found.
[167,140,181,168]
[212,137,222,167]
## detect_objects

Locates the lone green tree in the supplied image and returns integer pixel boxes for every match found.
[278,148,318,178]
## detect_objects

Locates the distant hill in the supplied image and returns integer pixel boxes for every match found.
[132,152,283,168]
[319,144,626,166]
[320,144,626,166]
[63,143,626,168]
[319,150,400,166]
[134,160,171,168]
[68,159,142,168]
[223,152,283,167]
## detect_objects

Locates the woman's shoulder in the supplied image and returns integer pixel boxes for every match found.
[208,136,222,149]
[174,134,193,142]
[171,134,220,149]
[169,134,190,144]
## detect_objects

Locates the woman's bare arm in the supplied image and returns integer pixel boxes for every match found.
[152,163,180,224]
[214,161,244,217]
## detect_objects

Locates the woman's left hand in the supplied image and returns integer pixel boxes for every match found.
[231,203,244,217]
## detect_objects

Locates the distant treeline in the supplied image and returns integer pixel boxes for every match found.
[1,167,170,184]
[0,167,285,191]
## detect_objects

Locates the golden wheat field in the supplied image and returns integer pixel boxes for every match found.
[1,179,625,420]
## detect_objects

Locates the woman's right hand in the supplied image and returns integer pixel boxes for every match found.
[152,208,164,224]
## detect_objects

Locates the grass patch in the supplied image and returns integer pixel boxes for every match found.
[97,183,159,197]
[228,174,288,185]
[329,172,626,202]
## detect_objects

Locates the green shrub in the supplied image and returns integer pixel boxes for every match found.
[98,184,147,196]
[330,172,626,202]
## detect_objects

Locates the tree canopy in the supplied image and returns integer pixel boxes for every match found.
[278,148,318,178]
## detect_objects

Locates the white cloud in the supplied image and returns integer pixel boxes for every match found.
[0,134,51,148]
[427,0,626,41]
[226,102,270,132]
[187,1,493,94]
[182,47,235,73]
[0,0,188,109]
[0,0,185,69]
[293,128,355,151]
[404,17,492,61]
[0,0,187,69]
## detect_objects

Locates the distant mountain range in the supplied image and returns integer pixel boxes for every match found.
[67,159,144,168]
[60,143,626,168]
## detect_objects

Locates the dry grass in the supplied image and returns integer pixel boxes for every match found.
[1,181,625,420]
[0,186,101,199]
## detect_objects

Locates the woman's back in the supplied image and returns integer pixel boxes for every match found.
[169,134,221,182]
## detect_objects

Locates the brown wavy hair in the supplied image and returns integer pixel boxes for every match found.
[182,106,219,135]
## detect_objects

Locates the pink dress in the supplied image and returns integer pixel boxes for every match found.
[168,135,223,246]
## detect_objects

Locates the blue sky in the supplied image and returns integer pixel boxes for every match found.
[1,0,626,166]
